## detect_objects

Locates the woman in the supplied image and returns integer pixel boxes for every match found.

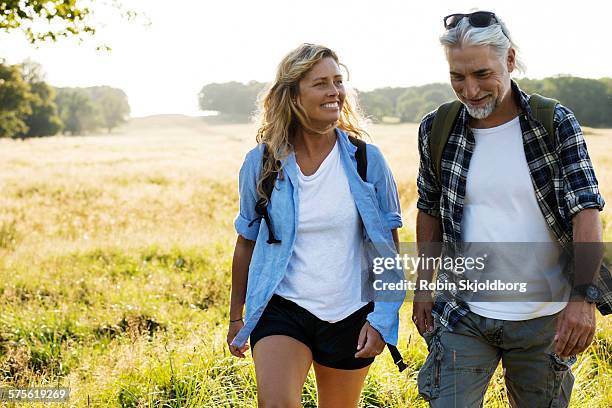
[226,43,404,407]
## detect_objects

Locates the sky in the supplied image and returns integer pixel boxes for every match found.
[1,0,610,117]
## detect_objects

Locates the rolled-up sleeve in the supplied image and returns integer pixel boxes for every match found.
[367,301,401,346]
[234,148,262,241]
[367,145,403,230]
[416,114,442,218]
[556,106,606,219]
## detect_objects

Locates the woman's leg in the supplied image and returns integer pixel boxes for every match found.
[253,335,313,407]
[313,362,371,408]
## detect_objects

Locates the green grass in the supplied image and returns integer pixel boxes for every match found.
[0,120,610,407]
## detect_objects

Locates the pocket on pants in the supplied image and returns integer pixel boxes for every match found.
[417,329,444,401]
[548,353,575,408]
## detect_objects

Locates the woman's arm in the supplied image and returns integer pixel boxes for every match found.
[229,147,264,357]
[227,234,256,358]
[229,235,256,320]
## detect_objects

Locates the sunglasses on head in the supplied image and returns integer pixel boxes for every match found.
[443,11,499,30]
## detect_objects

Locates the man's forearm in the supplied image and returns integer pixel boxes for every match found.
[571,209,603,293]
[416,210,443,290]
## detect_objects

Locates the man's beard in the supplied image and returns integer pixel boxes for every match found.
[464,96,497,119]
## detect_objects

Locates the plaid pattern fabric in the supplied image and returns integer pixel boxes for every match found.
[416,81,610,328]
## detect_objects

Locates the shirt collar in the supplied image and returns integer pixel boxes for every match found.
[334,127,357,155]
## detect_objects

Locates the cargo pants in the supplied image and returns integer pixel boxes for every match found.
[417,311,575,408]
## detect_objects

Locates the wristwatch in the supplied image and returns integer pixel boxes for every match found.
[571,284,601,304]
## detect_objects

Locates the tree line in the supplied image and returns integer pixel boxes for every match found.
[0,60,130,138]
[198,76,612,128]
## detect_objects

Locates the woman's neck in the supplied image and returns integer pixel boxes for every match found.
[294,127,336,159]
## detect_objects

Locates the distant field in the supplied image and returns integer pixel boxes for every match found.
[0,115,610,407]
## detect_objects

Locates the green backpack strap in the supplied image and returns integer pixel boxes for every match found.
[429,100,463,184]
[528,93,558,142]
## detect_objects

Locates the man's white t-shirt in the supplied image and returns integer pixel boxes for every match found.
[274,140,368,322]
[462,116,569,320]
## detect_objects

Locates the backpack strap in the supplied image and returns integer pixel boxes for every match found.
[388,343,407,372]
[254,144,281,244]
[528,94,558,142]
[429,101,463,185]
[348,135,367,182]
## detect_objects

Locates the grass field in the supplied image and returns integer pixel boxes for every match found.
[0,115,610,407]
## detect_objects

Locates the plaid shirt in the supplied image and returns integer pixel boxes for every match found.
[416,81,610,329]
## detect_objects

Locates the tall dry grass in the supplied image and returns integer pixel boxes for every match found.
[0,116,610,407]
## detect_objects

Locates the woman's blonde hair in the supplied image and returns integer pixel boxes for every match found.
[254,43,368,203]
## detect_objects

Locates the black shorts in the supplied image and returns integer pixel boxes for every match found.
[250,294,375,370]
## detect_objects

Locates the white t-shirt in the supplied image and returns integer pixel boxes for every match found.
[274,140,368,322]
[462,116,569,320]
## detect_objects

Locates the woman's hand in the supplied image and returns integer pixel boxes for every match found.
[227,320,249,358]
[354,321,385,358]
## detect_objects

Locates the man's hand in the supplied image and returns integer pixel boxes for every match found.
[355,321,385,358]
[412,292,434,336]
[554,300,596,358]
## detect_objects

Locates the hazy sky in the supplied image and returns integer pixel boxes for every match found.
[1,0,610,117]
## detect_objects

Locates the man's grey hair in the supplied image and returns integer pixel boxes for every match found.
[439,15,526,74]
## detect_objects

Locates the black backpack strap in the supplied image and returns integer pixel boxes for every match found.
[348,135,367,182]
[387,344,407,372]
[254,144,281,244]
[429,101,463,185]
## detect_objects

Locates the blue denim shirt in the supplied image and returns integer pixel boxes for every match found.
[231,128,404,348]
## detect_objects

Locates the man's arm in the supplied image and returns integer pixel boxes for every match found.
[555,209,602,357]
[412,210,442,335]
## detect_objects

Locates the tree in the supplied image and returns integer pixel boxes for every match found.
[19,61,62,137]
[396,94,423,123]
[0,1,139,44]
[358,92,394,122]
[55,87,97,135]
[54,85,130,135]
[198,81,266,119]
[0,61,32,138]
[394,84,454,123]
[23,81,62,137]
[86,86,130,133]
[1,0,95,43]
[98,89,130,133]
[359,83,454,123]
[518,76,612,127]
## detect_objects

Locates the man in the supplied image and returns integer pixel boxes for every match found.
[413,11,610,407]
